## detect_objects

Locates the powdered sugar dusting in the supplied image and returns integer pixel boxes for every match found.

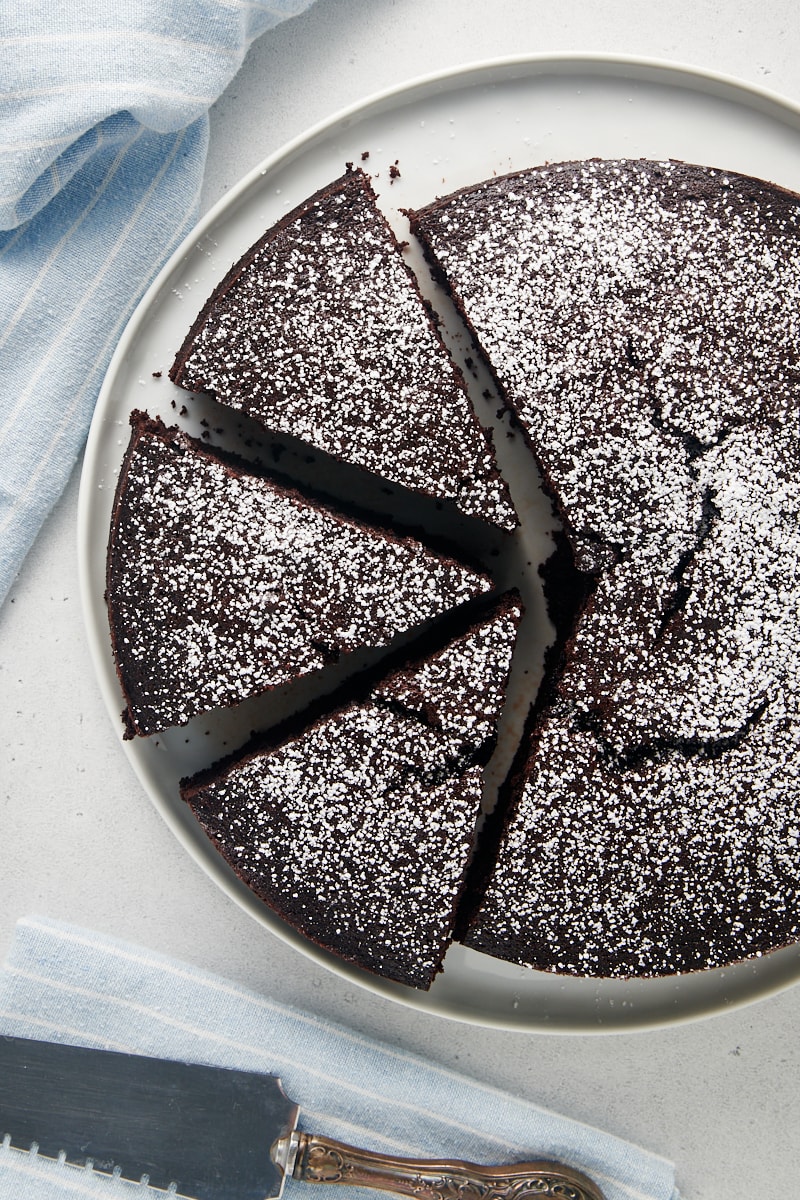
[413,158,800,976]
[467,699,800,977]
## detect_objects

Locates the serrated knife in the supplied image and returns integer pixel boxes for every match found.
[0,1034,603,1200]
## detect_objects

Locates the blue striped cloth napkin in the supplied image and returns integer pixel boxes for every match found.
[0,1,317,607]
[0,917,679,1200]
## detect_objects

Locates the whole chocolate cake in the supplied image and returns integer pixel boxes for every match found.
[107,157,800,986]
[170,167,516,531]
[180,593,523,989]
[410,158,800,977]
[106,411,491,739]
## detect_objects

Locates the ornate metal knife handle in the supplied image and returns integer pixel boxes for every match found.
[275,1131,605,1200]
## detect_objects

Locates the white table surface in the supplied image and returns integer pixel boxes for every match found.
[3,3,800,1198]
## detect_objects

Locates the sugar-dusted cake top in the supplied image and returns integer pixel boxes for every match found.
[105,158,800,985]
[106,412,491,738]
[170,167,517,531]
[465,695,800,978]
[182,594,523,988]
[412,158,800,568]
[412,158,800,976]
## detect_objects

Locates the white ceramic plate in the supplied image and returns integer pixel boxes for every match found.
[79,54,800,1032]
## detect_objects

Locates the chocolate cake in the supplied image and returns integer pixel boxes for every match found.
[411,158,800,976]
[170,167,517,531]
[180,593,523,989]
[106,157,800,986]
[106,411,491,739]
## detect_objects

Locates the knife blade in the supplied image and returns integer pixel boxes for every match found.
[0,1034,604,1200]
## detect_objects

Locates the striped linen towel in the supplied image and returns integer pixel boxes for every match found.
[0,917,679,1200]
[0,1,316,607]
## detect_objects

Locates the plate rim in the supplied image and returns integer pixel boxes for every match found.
[78,50,800,1033]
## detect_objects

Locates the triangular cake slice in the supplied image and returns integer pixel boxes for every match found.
[180,592,523,989]
[169,167,517,531]
[106,411,492,738]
